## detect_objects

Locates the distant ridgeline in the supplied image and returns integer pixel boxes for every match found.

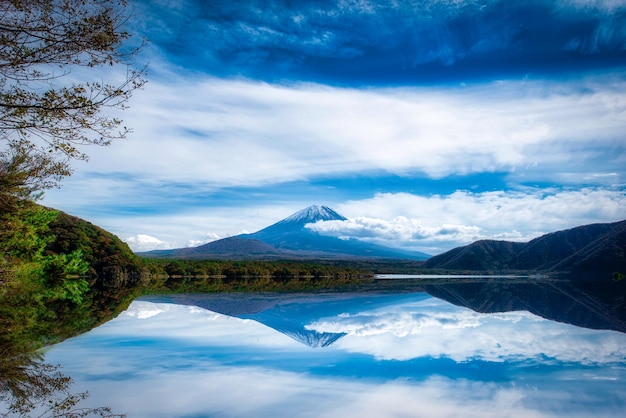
[141,205,624,275]
[423,220,626,274]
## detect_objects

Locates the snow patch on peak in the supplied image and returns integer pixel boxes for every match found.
[281,205,347,224]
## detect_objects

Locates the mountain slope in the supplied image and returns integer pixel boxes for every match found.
[178,237,281,259]
[422,240,525,271]
[146,205,430,261]
[242,205,429,259]
[549,221,626,273]
[423,220,626,273]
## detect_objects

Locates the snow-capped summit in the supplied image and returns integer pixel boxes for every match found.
[240,205,429,260]
[247,205,347,242]
[279,205,347,225]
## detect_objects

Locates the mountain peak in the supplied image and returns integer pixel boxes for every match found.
[279,205,347,225]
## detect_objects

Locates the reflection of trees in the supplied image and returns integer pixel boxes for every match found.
[0,287,130,417]
[0,342,125,417]
[0,249,133,416]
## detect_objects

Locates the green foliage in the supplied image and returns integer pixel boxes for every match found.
[140,258,372,293]
[0,203,137,416]
[45,211,142,280]
[0,204,57,261]
[0,202,140,345]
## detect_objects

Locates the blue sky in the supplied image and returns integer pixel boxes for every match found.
[41,0,626,254]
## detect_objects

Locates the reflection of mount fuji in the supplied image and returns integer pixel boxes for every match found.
[154,294,342,346]
[247,313,346,348]
[189,295,350,348]
[145,292,423,348]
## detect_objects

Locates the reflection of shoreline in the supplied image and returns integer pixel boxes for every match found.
[375,274,538,279]
[144,274,626,341]
[420,278,626,334]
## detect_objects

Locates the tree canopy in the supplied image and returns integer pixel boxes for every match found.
[0,0,145,199]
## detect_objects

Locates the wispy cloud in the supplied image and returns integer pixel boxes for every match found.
[81,74,626,184]
[36,0,626,253]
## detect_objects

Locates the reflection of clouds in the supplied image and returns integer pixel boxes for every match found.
[89,371,533,418]
[44,299,626,418]
[93,301,308,350]
[40,360,625,418]
[307,299,626,364]
[321,308,485,337]
[123,302,166,319]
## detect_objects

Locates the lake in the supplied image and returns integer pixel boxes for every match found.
[43,276,626,417]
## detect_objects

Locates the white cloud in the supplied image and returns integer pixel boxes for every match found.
[308,217,483,246]
[125,234,170,252]
[559,0,626,12]
[53,73,626,188]
[309,188,626,253]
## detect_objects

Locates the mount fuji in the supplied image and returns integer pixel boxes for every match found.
[144,205,430,260]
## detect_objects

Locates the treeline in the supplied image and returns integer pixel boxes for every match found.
[141,257,368,279]
[141,258,370,293]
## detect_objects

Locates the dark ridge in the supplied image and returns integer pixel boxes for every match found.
[423,220,626,273]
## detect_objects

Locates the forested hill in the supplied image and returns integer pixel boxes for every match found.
[423,220,626,273]
[0,203,146,360]
[45,209,144,285]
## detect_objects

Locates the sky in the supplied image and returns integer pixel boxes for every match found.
[41,0,626,254]
[43,294,626,417]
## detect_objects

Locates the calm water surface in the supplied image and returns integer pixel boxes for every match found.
[45,278,626,417]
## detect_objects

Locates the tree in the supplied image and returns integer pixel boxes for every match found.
[0,0,146,195]
[0,353,125,417]
[0,2,143,414]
